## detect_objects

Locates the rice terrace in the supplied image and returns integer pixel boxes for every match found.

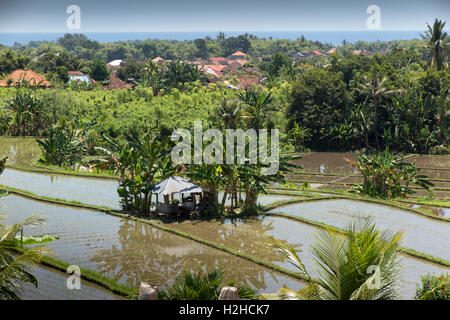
[0,0,449,307]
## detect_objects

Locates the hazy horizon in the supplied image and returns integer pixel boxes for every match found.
[0,0,448,33]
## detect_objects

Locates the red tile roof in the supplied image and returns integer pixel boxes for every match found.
[231,51,247,56]
[0,69,51,87]
[102,71,130,90]
[312,50,323,56]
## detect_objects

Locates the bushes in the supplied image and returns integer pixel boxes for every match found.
[415,274,450,300]
[346,150,433,198]
[158,268,256,300]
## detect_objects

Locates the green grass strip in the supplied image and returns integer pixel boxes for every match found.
[6,163,119,181]
[12,247,136,298]
[268,187,450,216]
[265,211,450,268]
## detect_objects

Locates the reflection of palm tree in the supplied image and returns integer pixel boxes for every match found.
[420,19,448,71]
[90,218,298,291]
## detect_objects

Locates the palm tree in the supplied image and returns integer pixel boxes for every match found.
[236,89,276,130]
[0,215,45,300]
[158,268,256,300]
[420,19,448,71]
[272,219,402,300]
[212,98,243,130]
[356,72,402,150]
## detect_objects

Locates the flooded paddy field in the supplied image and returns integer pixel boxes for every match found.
[270,199,450,261]
[0,137,41,167]
[157,215,448,299]
[291,152,358,175]
[21,264,123,300]
[0,168,121,209]
[0,168,298,210]
[406,155,450,170]
[0,194,306,294]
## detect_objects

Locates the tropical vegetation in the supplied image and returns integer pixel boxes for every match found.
[272,219,402,300]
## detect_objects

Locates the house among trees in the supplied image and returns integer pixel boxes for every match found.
[325,48,337,55]
[152,56,165,63]
[229,51,247,60]
[107,59,125,68]
[68,71,94,84]
[209,57,227,65]
[102,71,130,90]
[0,69,52,87]
[292,52,305,60]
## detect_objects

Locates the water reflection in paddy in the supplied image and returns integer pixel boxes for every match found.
[165,215,449,299]
[0,168,121,208]
[0,195,305,294]
[0,137,41,167]
[22,264,123,300]
[270,199,450,261]
[0,169,297,210]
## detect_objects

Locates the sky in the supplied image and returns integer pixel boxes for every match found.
[0,0,448,32]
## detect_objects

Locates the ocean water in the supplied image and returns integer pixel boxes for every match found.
[0,30,422,46]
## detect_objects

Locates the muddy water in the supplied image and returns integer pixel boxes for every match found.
[270,199,450,261]
[0,194,305,293]
[0,137,41,167]
[21,264,123,300]
[407,155,450,169]
[291,152,359,175]
[420,169,450,180]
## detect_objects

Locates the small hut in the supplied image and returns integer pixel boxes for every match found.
[152,176,208,214]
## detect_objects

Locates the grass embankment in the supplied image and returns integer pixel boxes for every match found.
[13,247,136,298]
[266,189,450,222]
[2,185,449,271]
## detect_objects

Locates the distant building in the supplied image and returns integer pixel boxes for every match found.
[298,51,323,59]
[229,51,247,60]
[107,59,125,68]
[102,71,131,90]
[68,71,94,84]
[209,57,227,65]
[152,57,165,63]
[292,52,305,60]
[0,69,51,87]
[325,48,337,55]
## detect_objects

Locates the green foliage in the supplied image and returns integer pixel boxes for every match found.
[0,215,45,300]
[14,234,58,246]
[97,129,176,214]
[420,19,448,71]
[0,157,6,175]
[36,119,87,166]
[0,50,28,75]
[288,68,350,150]
[415,274,450,300]
[3,83,46,136]
[88,59,109,81]
[346,150,434,198]
[158,268,256,300]
[272,219,402,300]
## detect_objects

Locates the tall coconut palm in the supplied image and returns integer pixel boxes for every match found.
[420,19,448,71]
[272,219,402,300]
[356,72,402,150]
[236,89,276,130]
[0,215,45,300]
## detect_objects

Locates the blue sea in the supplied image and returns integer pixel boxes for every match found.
[0,31,422,46]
